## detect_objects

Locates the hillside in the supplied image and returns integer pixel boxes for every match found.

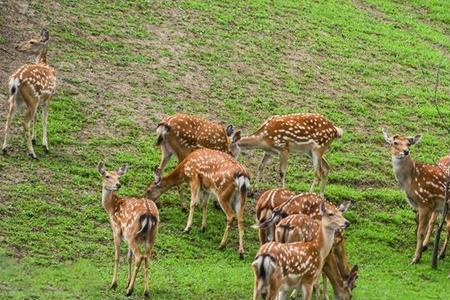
[0,0,450,299]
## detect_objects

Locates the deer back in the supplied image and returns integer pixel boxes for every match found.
[10,64,56,99]
[255,188,295,223]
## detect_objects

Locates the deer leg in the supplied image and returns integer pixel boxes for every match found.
[23,102,38,158]
[319,157,330,197]
[439,214,450,260]
[143,222,157,297]
[322,272,329,300]
[301,283,314,300]
[200,192,209,232]
[32,108,38,145]
[218,190,235,249]
[157,145,173,174]
[177,185,188,211]
[41,100,50,153]
[279,149,289,188]
[110,231,121,290]
[184,181,200,232]
[237,190,246,258]
[277,289,287,300]
[2,95,16,153]
[255,152,272,187]
[126,239,143,296]
[423,211,437,250]
[412,207,431,264]
[309,150,321,193]
[126,248,133,289]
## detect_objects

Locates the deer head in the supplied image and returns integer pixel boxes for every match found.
[382,128,421,160]
[98,162,128,192]
[15,29,50,54]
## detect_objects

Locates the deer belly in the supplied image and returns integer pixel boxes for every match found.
[281,273,303,289]
[288,140,319,152]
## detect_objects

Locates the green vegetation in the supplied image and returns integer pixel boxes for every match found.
[0,0,449,299]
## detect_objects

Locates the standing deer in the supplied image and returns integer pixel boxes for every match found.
[235,113,343,195]
[146,148,250,257]
[155,114,241,207]
[2,29,57,158]
[258,191,356,300]
[275,213,358,300]
[252,202,350,300]
[382,128,449,264]
[98,162,159,297]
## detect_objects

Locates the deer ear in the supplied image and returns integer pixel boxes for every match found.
[320,202,326,216]
[338,201,352,212]
[97,162,106,176]
[232,131,241,144]
[226,125,234,136]
[153,166,162,186]
[40,29,49,43]
[117,164,128,176]
[408,134,421,145]
[381,128,392,145]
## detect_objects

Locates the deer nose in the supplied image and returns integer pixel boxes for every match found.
[344,221,350,228]
[116,183,121,189]
[403,150,410,156]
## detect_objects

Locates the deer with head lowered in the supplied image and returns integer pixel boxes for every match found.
[234,113,343,195]
[2,29,57,158]
[382,128,449,264]
[257,191,357,300]
[98,162,159,297]
[146,148,250,258]
[155,114,241,207]
[275,213,358,300]
[252,202,350,300]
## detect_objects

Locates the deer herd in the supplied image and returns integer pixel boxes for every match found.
[2,29,450,299]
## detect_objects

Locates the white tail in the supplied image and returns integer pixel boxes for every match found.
[146,148,250,258]
[236,113,342,195]
[2,29,57,158]
[98,162,159,297]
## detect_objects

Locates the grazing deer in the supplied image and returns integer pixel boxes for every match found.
[382,128,449,264]
[235,113,343,195]
[98,162,159,297]
[146,148,250,257]
[155,114,241,207]
[2,29,57,158]
[255,188,295,244]
[252,202,350,300]
[275,213,358,300]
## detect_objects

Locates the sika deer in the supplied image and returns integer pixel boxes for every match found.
[2,29,57,158]
[235,113,343,195]
[155,114,241,207]
[382,128,449,264]
[146,148,250,257]
[275,213,358,300]
[252,203,350,300]
[98,162,159,297]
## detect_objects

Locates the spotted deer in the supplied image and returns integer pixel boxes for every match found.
[382,128,449,264]
[146,148,250,257]
[98,162,159,297]
[235,113,343,195]
[252,202,350,300]
[2,29,57,158]
[155,114,241,207]
[258,191,356,300]
[275,213,358,300]
[255,188,295,244]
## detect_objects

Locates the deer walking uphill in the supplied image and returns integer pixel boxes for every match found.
[146,148,250,258]
[98,163,159,297]
[155,114,241,208]
[235,113,343,195]
[382,128,449,264]
[2,29,57,158]
[252,203,350,300]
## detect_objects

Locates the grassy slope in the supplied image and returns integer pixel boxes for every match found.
[0,0,449,299]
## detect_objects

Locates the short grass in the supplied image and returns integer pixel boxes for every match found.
[0,0,449,299]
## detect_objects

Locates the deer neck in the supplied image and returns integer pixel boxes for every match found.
[392,156,415,191]
[238,135,266,150]
[160,166,186,193]
[318,222,336,261]
[35,46,48,65]
[102,188,118,213]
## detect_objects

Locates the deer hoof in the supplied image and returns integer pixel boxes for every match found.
[200,226,206,233]
[421,245,428,252]
[109,282,118,290]
[126,288,134,296]
[32,139,37,145]
[410,258,420,265]
[144,290,150,298]
[2,148,7,155]
[43,146,49,154]
[218,243,225,250]
[183,227,191,233]
[239,252,245,260]
[28,152,37,159]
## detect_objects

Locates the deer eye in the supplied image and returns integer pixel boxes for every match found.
[393,141,398,146]
[328,213,335,217]
[105,175,110,179]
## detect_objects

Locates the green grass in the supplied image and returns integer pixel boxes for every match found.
[1,0,450,298]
